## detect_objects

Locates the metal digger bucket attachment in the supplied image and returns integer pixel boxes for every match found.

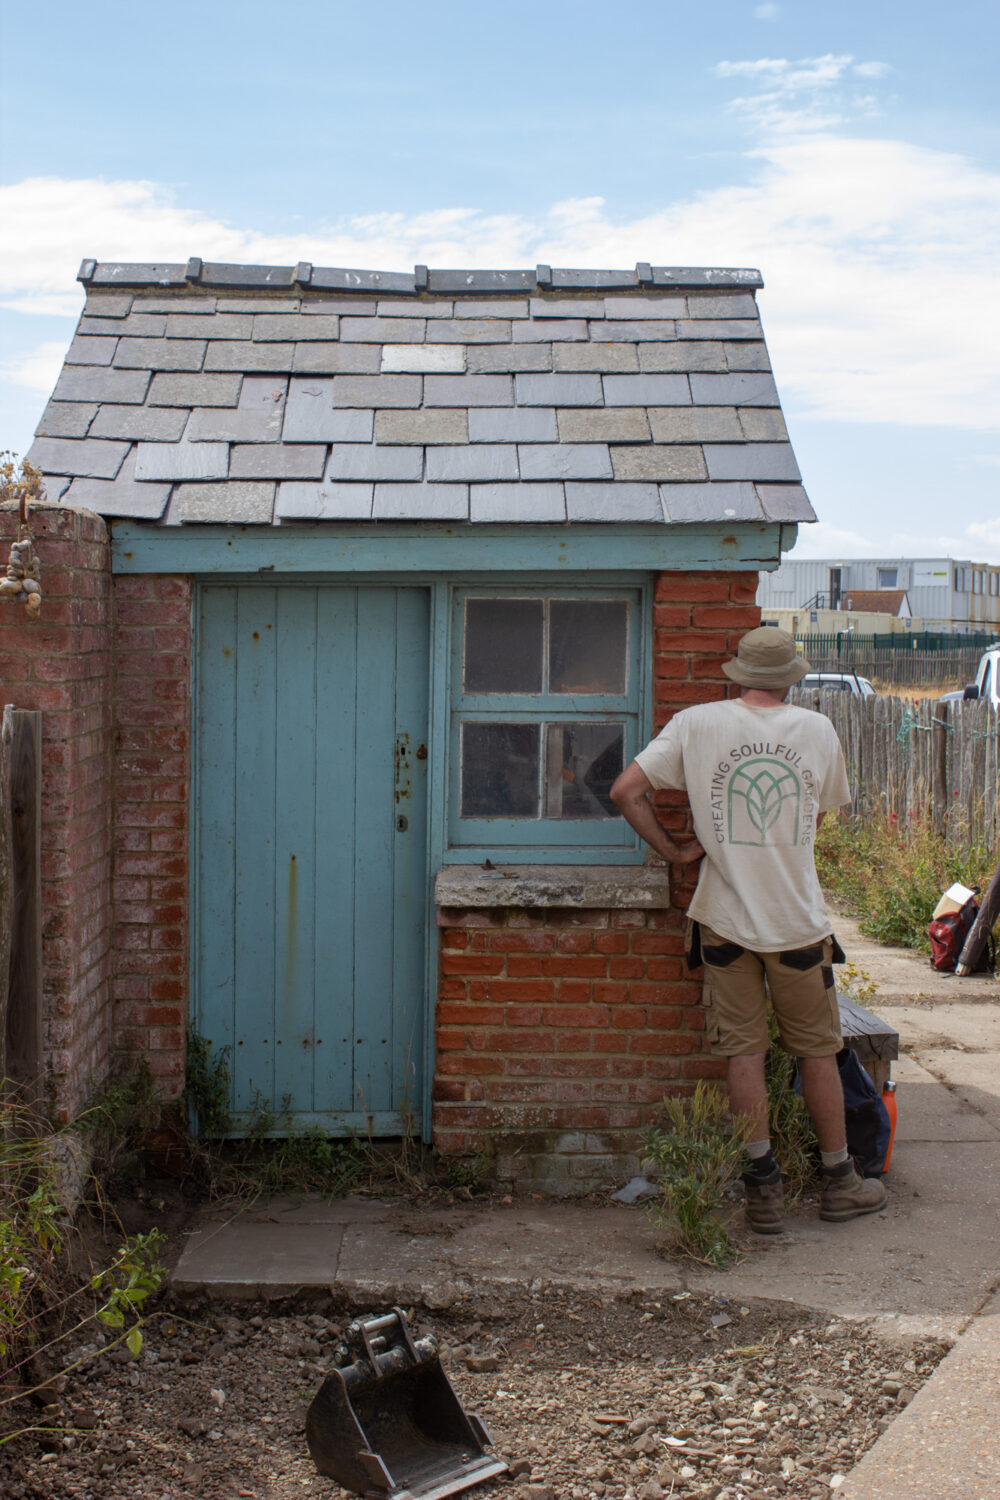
[306,1308,508,1500]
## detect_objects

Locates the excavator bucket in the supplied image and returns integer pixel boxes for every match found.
[306,1308,509,1500]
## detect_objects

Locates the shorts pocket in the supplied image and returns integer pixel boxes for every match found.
[702,939,744,968]
[779,942,825,972]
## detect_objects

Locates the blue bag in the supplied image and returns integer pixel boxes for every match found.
[836,1047,892,1177]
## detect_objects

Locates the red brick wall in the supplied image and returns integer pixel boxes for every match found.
[431,569,761,1188]
[0,501,113,1122]
[110,575,191,1102]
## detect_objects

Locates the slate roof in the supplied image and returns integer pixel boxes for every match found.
[26,261,816,528]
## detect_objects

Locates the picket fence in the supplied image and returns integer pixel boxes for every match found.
[790,692,1000,842]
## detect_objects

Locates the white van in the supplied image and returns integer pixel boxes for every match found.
[798,671,877,698]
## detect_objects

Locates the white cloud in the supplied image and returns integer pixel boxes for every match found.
[0,340,69,394]
[853,61,891,80]
[713,53,890,135]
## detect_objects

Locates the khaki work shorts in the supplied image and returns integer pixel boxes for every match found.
[697,922,842,1058]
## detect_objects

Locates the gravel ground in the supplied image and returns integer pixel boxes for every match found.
[0,1281,949,1500]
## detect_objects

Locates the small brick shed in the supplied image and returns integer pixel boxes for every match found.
[4,259,814,1191]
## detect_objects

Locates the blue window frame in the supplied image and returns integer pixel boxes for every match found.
[447,584,647,859]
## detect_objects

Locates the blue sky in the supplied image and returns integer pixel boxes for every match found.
[1,0,997,560]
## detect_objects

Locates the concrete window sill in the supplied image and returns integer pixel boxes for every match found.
[434,864,671,910]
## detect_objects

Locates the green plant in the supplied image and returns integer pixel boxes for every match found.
[78,1059,161,1183]
[642,1082,750,1267]
[184,1030,234,1138]
[764,1021,819,1203]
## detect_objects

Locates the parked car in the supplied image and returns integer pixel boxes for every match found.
[796,671,878,698]
[954,645,1000,710]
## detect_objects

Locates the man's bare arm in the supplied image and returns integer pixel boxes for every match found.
[610,762,705,865]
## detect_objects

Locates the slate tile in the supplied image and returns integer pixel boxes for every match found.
[430,319,512,344]
[611,445,707,482]
[138,297,217,314]
[53,367,152,405]
[66,336,117,366]
[639,341,727,372]
[738,408,788,441]
[704,444,801,481]
[660,482,763,523]
[675,319,761,340]
[134,441,229,481]
[380,345,466,373]
[590,320,677,342]
[602,374,690,406]
[513,320,588,343]
[556,408,650,442]
[690,373,779,407]
[459,299,529,318]
[205,342,295,372]
[292,344,381,374]
[82,293,132,318]
[302,298,376,316]
[565,482,662,522]
[341,318,426,343]
[276,481,374,520]
[647,407,742,443]
[149,372,241,407]
[89,406,189,441]
[186,405,285,443]
[62,451,169,518]
[79,313,168,338]
[282,384,375,442]
[237,374,290,408]
[165,313,254,339]
[216,297,301,313]
[754,484,816,522]
[374,409,468,444]
[515,373,602,407]
[466,345,552,373]
[377,299,452,318]
[529,298,605,319]
[470,482,566,522]
[114,338,207,371]
[724,342,772,372]
[36,475,71,502]
[176,481,276,524]
[25,436,130,479]
[332,374,422,408]
[373,483,469,520]
[426,445,519,482]
[35,402,97,439]
[519,443,612,481]
[553,343,638,373]
[424,374,512,407]
[602,296,686,319]
[325,444,422,481]
[253,313,340,342]
[685,293,758,319]
[468,407,557,443]
[230,445,327,480]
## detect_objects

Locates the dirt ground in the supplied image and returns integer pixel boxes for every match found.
[0,1192,950,1500]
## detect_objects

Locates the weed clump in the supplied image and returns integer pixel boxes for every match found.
[642,1083,750,1268]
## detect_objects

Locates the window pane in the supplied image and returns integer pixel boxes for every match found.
[549,600,628,694]
[461,722,540,817]
[464,598,543,693]
[544,722,625,819]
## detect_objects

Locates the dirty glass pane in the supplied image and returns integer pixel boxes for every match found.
[461,722,540,817]
[544,722,625,818]
[464,598,543,693]
[549,600,628,694]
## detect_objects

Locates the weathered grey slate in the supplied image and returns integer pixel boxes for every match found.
[282,381,373,441]
[380,345,466,373]
[292,344,381,375]
[25,436,129,478]
[427,444,519,482]
[470,482,566,522]
[324,445,422,482]
[647,408,742,443]
[603,374,690,406]
[134,441,229,481]
[276,481,374,521]
[114,338,207,371]
[149,372,241,406]
[90,406,189,442]
[62,452,170,518]
[374,409,468,445]
[690,373,780,407]
[515,373,602,407]
[661,482,763,523]
[53,366,151,405]
[331,375,422,408]
[611,446,707,482]
[176,481,276,524]
[229,445,326,480]
[518,444,612,481]
[755,484,816,522]
[737,408,788,441]
[35,402,98,439]
[66,336,117,366]
[424,374,513,407]
[704,444,801,481]
[468,408,557,443]
[553,343,638,373]
[565,482,662,522]
[373,483,469,520]
[556,408,650,442]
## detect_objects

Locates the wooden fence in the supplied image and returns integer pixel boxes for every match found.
[1,706,43,1101]
[798,643,989,692]
[790,692,1000,841]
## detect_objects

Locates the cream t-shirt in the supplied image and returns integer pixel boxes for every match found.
[635,698,851,951]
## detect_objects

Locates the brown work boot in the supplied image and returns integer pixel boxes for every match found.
[819,1162,888,1222]
[742,1166,784,1234]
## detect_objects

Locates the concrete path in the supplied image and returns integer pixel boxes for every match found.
[173,909,1000,1496]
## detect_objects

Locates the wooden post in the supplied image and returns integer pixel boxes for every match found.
[956,858,1000,976]
[2,707,43,1107]
[0,709,11,1089]
[932,702,949,837]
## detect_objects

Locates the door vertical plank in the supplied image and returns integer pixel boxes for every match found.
[3,709,43,1106]
[233,587,278,1116]
[195,590,239,1108]
[273,587,319,1114]
[391,591,430,1122]
[313,588,358,1116]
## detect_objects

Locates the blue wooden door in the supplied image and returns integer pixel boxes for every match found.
[195,585,429,1134]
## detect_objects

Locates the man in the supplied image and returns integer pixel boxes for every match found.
[610,627,886,1231]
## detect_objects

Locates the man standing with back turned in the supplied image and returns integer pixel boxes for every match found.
[610,627,886,1231]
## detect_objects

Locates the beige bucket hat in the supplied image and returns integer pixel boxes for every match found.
[722,626,811,689]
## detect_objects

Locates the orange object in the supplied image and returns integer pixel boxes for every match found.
[882,1080,898,1173]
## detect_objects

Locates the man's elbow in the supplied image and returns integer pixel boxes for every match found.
[610,765,642,811]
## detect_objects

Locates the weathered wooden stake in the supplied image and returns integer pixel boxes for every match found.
[956,858,1000,977]
[932,702,949,836]
[2,706,43,1106]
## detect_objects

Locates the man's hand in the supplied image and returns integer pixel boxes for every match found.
[610,762,705,867]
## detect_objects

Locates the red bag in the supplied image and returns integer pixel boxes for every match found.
[928,895,980,973]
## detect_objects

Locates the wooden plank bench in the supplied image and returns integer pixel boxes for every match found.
[838,991,899,1092]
